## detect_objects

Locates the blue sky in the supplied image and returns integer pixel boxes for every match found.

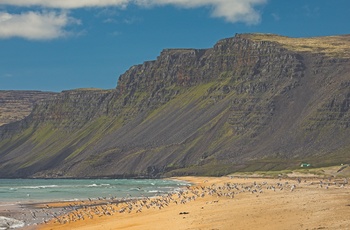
[0,0,349,92]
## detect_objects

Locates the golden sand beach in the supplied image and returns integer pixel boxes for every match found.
[35,176,350,230]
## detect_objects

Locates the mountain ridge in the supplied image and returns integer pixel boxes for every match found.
[1,33,350,178]
[0,90,57,127]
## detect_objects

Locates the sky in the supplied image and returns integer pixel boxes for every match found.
[0,0,349,92]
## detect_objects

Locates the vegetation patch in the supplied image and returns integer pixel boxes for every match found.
[250,33,350,58]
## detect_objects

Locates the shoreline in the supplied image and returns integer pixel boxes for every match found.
[0,177,190,228]
[1,175,349,229]
[33,175,350,230]
[0,178,191,229]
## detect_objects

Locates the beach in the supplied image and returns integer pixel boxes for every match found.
[0,178,187,229]
[30,176,350,230]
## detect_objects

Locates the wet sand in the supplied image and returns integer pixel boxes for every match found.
[30,176,350,230]
[0,201,74,228]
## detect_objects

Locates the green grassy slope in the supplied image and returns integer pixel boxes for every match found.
[1,34,350,178]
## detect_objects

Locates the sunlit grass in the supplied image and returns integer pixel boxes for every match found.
[250,33,350,58]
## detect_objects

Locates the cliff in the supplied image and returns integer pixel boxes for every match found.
[0,33,350,178]
[0,91,57,127]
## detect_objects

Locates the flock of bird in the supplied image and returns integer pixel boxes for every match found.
[33,176,348,226]
[3,176,347,227]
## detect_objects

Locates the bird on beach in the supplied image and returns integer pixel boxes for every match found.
[40,177,348,226]
[290,184,296,192]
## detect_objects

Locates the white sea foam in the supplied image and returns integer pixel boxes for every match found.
[0,216,24,229]
[21,185,59,189]
[87,183,110,187]
[63,198,80,202]
[0,179,186,203]
[0,203,16,207]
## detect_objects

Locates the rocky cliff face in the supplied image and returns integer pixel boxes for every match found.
[0,91,57,127]
[0,33,350,178]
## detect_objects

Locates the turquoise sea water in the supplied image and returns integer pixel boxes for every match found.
[0,178,190,204]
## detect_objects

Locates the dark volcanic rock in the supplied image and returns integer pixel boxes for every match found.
[0,91,57,126]
[0,34,350,178]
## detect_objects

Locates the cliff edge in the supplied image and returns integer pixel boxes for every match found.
[1,33,350,178]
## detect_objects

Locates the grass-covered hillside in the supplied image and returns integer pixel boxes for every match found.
[0,34,350,178]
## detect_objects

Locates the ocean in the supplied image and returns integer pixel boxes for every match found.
[0,178,190,229]
[0,178,190,203]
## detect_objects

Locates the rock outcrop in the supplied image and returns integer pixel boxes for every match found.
[0,91,57,126]
[0,33,350,178]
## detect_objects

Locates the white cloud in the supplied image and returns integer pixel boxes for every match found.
[271,13,280,21]
[0,0,130,9]
[103,18,118,24]
[134,0,267,24]
[0,0,267,40]
[111,31,122,36]
[0,0,267,24]
[0,11,80,40]
[303,5,320,18]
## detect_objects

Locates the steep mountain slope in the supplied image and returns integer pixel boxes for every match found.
[0,91,57,126]
[0,33,350,178]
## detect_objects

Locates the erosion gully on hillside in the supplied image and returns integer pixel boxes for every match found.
[0,33,350,178]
